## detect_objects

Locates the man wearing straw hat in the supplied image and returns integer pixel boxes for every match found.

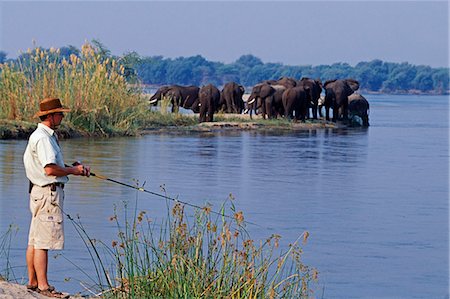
[23,98,90,298]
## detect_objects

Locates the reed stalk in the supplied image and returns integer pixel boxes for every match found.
[0,224,18,281]
[0,43,150,136]
[67,192,318,298]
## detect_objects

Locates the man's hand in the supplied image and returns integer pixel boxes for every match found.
[72,164,91,177]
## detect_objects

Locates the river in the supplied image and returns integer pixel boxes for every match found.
[0,94,448,298]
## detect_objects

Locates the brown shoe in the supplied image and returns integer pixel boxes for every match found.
[37,286,70,298]
[26,284,38,292]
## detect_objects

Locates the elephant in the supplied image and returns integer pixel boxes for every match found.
[348,93,370,126]
[282,86,308,121]
[247,83,285,119]
[199,84,220,123]
[149,85,171,106]
[149,85,200,113]
[220,82,245,113]
[297,77,322,119]
[323,79,360,122]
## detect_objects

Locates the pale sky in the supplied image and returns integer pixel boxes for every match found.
[1,1,449,67]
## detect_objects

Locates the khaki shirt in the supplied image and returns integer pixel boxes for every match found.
[23,123,69,186]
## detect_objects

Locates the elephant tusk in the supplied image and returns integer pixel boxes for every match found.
[243,108,249,114]
[149,99,158,104]
[247,98,255,105]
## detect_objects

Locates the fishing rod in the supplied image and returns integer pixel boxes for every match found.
[89,171,259,227]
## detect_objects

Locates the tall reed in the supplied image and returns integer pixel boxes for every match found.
[0,43,148,136]
[0,224,18,281]
[69,195,318,298]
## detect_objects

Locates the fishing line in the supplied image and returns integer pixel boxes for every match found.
[90,171,261,227]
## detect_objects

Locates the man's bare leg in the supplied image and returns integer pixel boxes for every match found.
[34,248,50,290]
[26,245,37,287]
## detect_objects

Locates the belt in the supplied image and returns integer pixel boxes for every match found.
[28,181,65,193]
[43,182,65,191]
[42,182,64,191]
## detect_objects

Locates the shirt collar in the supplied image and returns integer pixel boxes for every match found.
[38,123,55,136]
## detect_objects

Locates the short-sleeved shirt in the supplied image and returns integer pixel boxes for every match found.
[23,123,69,186]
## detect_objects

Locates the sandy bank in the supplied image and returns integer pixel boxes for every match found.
[0,280,85,299]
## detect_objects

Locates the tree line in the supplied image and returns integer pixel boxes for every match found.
[1,42,448,94]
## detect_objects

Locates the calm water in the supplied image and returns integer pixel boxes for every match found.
[1,95,448,298]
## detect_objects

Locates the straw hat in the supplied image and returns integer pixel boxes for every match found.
[34,98,71,117]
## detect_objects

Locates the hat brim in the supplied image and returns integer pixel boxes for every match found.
[34,107,71,118]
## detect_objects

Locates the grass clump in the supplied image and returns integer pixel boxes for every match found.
[0,43,149,136]
[71,196,318,298]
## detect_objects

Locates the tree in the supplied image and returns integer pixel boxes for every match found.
[235,54,263,68]
[59,45,80,59]
[136,56,168,85]
[0,51,7,64]
[411,66,434,91]
[354,60,388,91]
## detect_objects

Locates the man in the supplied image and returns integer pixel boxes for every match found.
[23,98,90,298]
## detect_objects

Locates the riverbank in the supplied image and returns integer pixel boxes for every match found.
[1,115,340,140]
[0,279,85,299]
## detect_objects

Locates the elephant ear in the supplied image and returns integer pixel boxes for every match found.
[323,79,337,88]
[346,79,360,91]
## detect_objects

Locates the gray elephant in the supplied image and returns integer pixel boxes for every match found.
[323,79,360,122]
[149,85,171,106]
[282,86,308,121]
[149,85,200,113]
[199,84,220,123]
[220,82,245,113]
[247,83,285,119]
[297,77,322,119]
[348,93,370,126]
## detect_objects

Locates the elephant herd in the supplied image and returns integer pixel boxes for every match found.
[149,82,244,122]
[149,77,370,126]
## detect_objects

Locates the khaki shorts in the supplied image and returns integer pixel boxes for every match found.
[28,185,65,250]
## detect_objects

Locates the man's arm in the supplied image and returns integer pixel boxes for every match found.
[44,163,90,177]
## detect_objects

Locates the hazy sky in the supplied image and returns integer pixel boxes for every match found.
[1,1,449,67]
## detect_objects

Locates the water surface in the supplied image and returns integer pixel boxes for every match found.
[1,95,448,298]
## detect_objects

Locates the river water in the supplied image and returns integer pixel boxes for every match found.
[0,95,448,298]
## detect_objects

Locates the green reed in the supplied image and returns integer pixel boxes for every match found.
[0,224,18,281]
[69,191,318,298]
[0,43,150,136]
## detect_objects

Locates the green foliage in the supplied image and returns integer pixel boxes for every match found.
[0,42,148,136]
[70,197,317,298]
[0,51,7,64]
[3,42,448,98]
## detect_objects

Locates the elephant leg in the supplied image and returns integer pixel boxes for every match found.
[332,104,339,122]
[363,114,369,126]
[199,104,206,123]
[226,98,233,113]
[265,100,272,119]
[312,105,318,119]
[207,104,214,122]
[172,97,181,114]
[342,106,349,121]
[260,99,267,119]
